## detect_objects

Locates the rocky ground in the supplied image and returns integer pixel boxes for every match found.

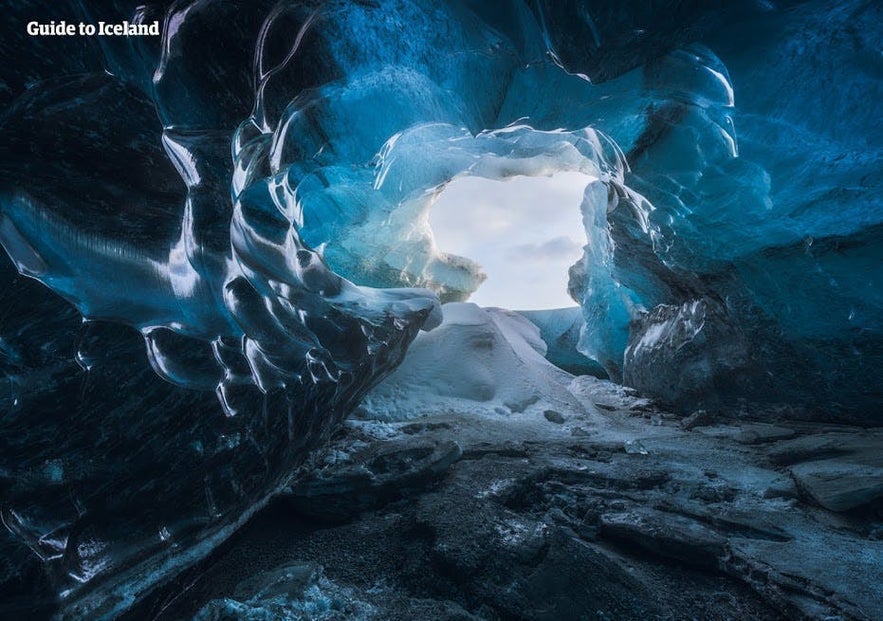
[124,374,883,621]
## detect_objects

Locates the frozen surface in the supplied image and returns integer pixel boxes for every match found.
[359,303,589,421]
[517,307,606,377]
[0,0,880,617]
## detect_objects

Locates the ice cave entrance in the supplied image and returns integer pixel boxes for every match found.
[430,171,591,310]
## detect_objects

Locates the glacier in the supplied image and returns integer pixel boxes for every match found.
[0,0,880,618]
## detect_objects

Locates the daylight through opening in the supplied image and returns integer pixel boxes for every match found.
[430,172,592,310]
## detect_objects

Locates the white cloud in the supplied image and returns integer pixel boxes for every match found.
[508,236,583,261]
[430,172,590,310]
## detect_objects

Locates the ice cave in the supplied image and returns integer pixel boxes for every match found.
[0,0,881,619]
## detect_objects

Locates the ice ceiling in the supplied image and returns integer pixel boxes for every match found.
[0,0,880,616]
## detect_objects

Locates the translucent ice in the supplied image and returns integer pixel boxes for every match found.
[0,0,880,616]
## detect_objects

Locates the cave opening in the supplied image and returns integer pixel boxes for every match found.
[429,171,592,310]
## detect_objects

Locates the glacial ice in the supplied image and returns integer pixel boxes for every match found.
[0,0,880,617]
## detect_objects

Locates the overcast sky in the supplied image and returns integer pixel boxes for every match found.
[430,172,591,310]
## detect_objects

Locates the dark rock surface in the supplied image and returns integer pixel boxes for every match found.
[791,459,883,513]
[124,393,883,621]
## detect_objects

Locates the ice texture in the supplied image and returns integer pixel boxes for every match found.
[0,0,880,616]
[576,1,883,414]
[517,307,606,377]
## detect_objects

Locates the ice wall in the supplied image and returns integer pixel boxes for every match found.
[0,0,880,616]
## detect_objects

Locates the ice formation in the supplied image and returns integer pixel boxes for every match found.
[0,0,880,617]
[359,303,590,421]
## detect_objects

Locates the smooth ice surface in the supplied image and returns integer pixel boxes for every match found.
[517,307,606,377]
[430,173,589,309]
[0,0,880,617]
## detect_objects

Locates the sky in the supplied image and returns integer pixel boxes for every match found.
[429,172,591,310]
